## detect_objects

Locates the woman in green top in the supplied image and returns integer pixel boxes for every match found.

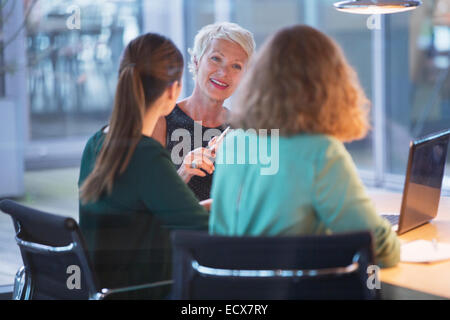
[210,25,400,268]
[78,33,209,299]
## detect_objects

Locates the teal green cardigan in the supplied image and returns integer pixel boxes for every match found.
[210,130,400,268]
[78,128,208,299]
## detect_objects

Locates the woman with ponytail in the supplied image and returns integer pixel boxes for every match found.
[78,33,208,299]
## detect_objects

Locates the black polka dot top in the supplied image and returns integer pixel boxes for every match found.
[165,104,227,201]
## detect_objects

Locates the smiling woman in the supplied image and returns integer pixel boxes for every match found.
[152,22,255,201]
[196,38,248,101]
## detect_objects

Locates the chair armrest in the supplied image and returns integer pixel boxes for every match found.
[91,279,174,300]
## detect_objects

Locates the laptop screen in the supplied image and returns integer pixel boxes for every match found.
[399,131,450,234]
[410,138,448,189]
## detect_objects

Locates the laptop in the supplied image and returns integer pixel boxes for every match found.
[382,129,450,235]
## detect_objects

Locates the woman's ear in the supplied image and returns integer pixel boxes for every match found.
[167,80,181,101]
[194,56,199,71]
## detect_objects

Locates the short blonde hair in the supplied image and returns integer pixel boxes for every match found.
[188,22,255,78]
[229,25,370,142]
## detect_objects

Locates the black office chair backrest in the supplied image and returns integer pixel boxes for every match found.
[0,200,99,299]
[171,230,378,300]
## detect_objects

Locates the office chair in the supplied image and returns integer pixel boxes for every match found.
[0,199,172,300]
[171,230,378,300]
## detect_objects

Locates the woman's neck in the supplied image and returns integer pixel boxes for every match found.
[181,87,226,127]
[142,101,166,138]
[142,112,159,138]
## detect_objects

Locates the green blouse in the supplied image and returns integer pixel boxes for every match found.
[210,130,400,268]
[78,128,208,299]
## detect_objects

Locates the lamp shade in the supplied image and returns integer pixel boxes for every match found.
[334,0,422,14]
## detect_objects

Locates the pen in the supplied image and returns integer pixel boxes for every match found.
[207,126,231,151]
[191,127,231,169]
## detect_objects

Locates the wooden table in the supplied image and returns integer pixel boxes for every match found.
[368,189,450,299]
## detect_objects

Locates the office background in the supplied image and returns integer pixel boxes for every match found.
[0,0,449,286]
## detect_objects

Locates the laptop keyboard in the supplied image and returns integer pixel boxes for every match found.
[382,214,400,225]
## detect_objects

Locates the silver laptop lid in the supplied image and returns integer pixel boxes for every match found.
[397,129,450,235]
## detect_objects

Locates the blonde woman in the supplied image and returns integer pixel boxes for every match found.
[210,25,400,268]
[153,22,255,201]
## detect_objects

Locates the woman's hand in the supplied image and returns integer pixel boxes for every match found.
[178,146,215,183]
[199,198,213,211]
[207,136,218,154]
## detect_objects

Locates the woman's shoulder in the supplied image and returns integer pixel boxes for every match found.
[287,133,345,153]
[88,126,105,141]
[168,100,228,130]
[137,135,167,153]
[132,136,174,167]
[289,134,355,172]
[83,126,107,153]
[79,127,107,177]
[166,103,188,122]
[221,130,344,162]
[165,103,195,133]
[265,133,350,166]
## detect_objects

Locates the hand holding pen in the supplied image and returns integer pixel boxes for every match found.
[177,127,231,183]
[192,126,231,168]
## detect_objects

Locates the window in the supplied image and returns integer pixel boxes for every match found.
[183,0,216,96]
[385,1,450,191]
[27,0,142,140]
[25,0,142,168]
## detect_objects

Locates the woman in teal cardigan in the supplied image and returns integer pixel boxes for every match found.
[210,25,400,268]
[78,33,209,299]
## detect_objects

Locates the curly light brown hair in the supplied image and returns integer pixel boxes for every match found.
[229,25,370,142]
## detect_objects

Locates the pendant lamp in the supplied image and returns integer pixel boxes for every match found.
[334,0,422,14]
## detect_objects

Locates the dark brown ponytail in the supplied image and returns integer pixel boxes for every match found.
[80,33,183,204]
